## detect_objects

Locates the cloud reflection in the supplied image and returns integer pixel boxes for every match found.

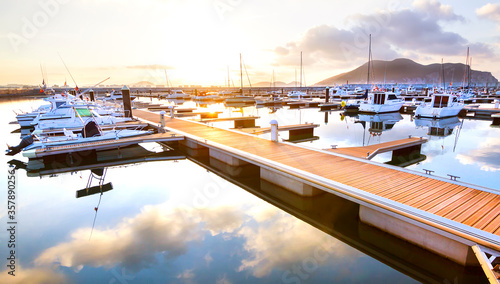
[456,138,500,172]
[237,208,359,278]
[35,204,243,272]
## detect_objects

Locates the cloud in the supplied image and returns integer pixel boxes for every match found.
[126,64,175,70]
[412,0,465,22]
[34,204,244,272]
[272,2,494,71]
[477,3,500,23]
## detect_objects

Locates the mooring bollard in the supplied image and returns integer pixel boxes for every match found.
[325,86,330,103]
[270,119,278,142]
[168,106,174,118]
[495,99,499,109]
[160,111,166,129]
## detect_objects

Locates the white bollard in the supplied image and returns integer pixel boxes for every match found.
[167,106,174,118]
[160,111,166,128]
[270,119,278,142]
[495,100,499,109]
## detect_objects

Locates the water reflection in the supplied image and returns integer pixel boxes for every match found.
[358,113,404,135]
[414,117,462,137]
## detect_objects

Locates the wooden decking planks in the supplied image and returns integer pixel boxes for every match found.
[326,137,427,159]
[133,109,500,237]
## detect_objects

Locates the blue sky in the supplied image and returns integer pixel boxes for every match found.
[0,0,499,86]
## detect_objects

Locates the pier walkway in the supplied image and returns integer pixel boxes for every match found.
[134,109,500,268]
[326,137,427,160]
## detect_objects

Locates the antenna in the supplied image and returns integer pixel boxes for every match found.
[58,53,79,91]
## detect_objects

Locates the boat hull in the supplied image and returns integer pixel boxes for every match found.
[358,102,404,113]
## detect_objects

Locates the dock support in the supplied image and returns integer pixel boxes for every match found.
[89,89,95,101]
[359,206,478,266]
[122,85,132,118]
[260,167,322,197]
[179,139,208,158]
[325,87,330,103]
[209,148,248,167]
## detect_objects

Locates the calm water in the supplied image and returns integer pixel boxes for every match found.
[1,97,498,283]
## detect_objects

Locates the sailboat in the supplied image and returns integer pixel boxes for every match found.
[288,52,308,99]
[225,54,255,104]
[358,35,404,113]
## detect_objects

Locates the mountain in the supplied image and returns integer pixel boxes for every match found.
[315,58,498,86]
[252,81,300,87]
[132,81,156,87]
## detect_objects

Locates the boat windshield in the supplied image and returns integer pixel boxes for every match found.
[75,108,93,117]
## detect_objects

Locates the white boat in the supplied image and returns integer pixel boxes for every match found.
[32,105,131,130]
[287,90,308,99]
[193,91,219,101]
[20,124,152,158]
[414,93,464,118]
[16,93,75,127]
[358,92,404,113]
[103,90,136,101]
[161,90,191,100]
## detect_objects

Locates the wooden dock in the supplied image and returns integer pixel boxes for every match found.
[134,109,500,270]
[28,132,184,158]
[234,123,319,135]
[465,107,500,117]
[326,137,427,160]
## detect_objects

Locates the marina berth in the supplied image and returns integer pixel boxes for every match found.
[415,93,464,119]
[358,91,405,113]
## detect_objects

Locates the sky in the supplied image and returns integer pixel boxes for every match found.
[0,0,499,87]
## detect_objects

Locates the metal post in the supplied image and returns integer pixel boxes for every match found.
[270,120,278,142]
[168,106,174,118]
[160,111,166,128]
[89,89,95,101]
[325,87,330,103]
[495,99,499,109]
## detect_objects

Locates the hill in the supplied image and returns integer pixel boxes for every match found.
[315,58,498,86]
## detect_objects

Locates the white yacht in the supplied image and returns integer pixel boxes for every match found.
[162,90,191,100]
[10,122,152,158]
[287,90,308,99]
[414,93,464,118]
[358,92,404,113]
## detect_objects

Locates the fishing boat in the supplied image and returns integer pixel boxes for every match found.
[32,104,131,130]
[414,93,464,118]
[358,91,404,113]
[287,90,308,99]
[16,93,74,127]
[7,121,152,157]
[161,90,191,100]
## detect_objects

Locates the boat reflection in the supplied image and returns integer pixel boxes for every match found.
[8,143,186,178]
[357,112,404,135]
[414,116,461,137]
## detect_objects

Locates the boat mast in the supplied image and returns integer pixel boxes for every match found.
[441,58,445,91]
[367,34,371,86]
[227,65,230,89]
[300,51,303,88]
[240,53,243,95]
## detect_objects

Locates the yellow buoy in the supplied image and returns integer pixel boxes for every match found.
[341,101,346,107]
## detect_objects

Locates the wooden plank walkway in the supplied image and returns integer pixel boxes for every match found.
[234,123,319,135]
[326,137,427,159]
[134,109,500,249]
